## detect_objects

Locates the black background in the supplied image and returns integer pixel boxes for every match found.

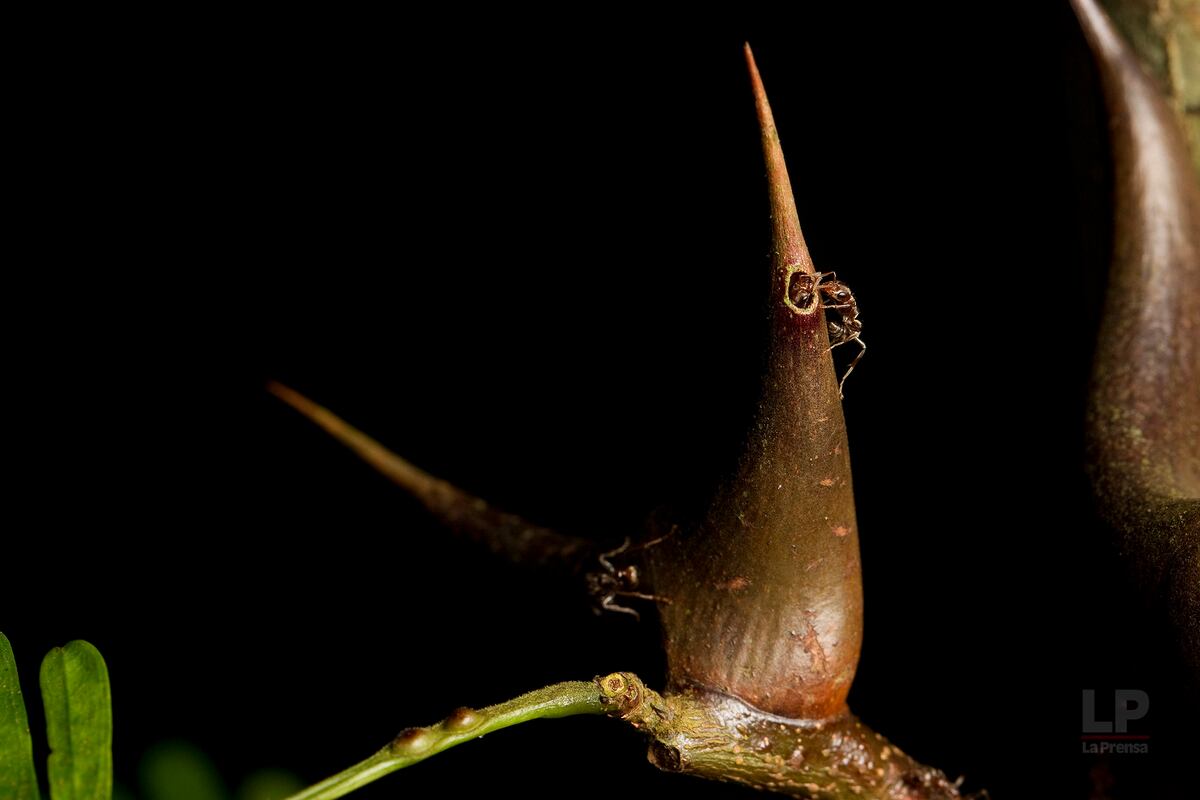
[4,3,1194,798]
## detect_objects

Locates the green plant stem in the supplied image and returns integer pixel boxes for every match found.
[284,680,604,800]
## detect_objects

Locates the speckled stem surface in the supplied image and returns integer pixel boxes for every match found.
[1073,0,1200,681]
[646,45,863,722]
[599,673,966,800]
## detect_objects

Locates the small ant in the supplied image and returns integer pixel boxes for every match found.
[586,533,674,620]
[787,270,865,399]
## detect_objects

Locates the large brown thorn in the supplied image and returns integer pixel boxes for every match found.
[268,381,595,572]
[1072,0,1200,684]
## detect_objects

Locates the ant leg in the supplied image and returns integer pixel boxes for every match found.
[837,337,866,399]
[818,301,853,338]
[614,590,672,604]
[629,525,677,553]
[598,537,631,574]
[601,594,642,620]
[827,331,849,352]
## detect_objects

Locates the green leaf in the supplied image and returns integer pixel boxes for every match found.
[1,632,41,800]
[39,641,112,800]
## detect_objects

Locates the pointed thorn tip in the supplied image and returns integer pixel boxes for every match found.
[744,42,763,94]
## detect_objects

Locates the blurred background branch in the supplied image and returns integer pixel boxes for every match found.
[1102,0,1200,174]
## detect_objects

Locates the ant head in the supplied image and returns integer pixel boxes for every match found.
[787,271,818,309]
[617,565,639,589]
[828,285,852,304]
